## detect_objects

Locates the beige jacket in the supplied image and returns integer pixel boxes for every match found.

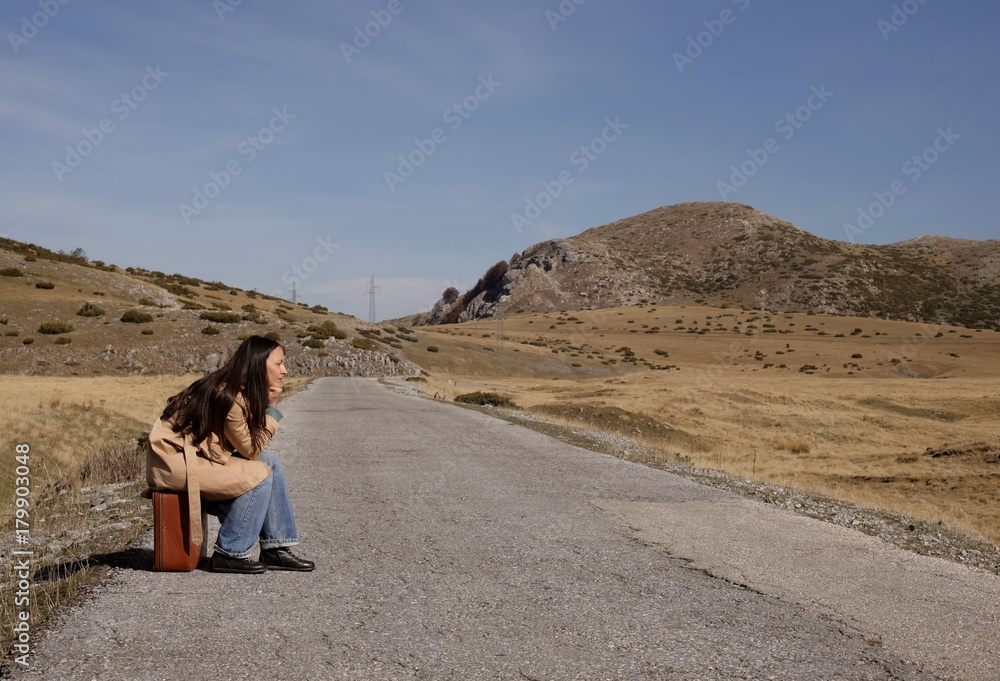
[145,393,279,547]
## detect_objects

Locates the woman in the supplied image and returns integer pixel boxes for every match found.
[146,335,314,574]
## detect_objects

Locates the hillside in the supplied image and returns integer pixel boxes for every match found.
[405,202,1000,329]
[0,237,418,378]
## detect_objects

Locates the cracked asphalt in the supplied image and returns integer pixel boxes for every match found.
[5,378,997,680]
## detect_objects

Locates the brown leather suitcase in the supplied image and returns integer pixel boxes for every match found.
[152,491,208,572]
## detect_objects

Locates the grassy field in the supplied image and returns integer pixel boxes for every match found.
[0,375,193,502]
[395,304,1000,546]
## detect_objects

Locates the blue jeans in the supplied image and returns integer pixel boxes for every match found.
[210,451,299,559]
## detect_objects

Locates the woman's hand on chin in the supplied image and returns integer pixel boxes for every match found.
[268,384,283,407]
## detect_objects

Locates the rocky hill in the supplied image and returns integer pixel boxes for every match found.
[406,202,1000,329]
[0,237,418,378]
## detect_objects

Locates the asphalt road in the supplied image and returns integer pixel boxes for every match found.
[6,378,997,680]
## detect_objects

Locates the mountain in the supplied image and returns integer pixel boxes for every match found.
[405,202,1000,329]
[0,237,416,378]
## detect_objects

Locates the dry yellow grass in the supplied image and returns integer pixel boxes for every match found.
[397,304,1000,545]
[0,375,192,500]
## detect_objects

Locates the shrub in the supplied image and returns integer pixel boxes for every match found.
[120,310,154,323]
[851,353,863,359]
[454,391,517,408]
[406,376,427,383]
[0,267,24,277]
[426,345,440,353]
[303,339,324,349]
[181,301,206,310]
[264,331,281,341]
[308,320,346,340]
[200,311,241,324]
[141,329,154,335]
[654,349,669,357]
[776,439,811,454]
[54,337,72,345]
[352,337,378,352]
[35,281,55,289]
[201,326,220,335]
[38,321,73,334]
[22,337,34,345]
[163,283,196,297]
[78,438,145,485]
[76,302,105,317]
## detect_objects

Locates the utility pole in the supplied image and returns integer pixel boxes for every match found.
[291,281,297,304]
[364,275,379,324]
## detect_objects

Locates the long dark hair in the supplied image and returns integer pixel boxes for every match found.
[162,335,280,455]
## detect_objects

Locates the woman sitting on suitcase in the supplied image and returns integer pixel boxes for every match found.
[146,335,314,573]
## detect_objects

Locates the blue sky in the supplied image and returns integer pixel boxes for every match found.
[2,1,997,320]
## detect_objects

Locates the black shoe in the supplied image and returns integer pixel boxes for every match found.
[210,552,266,574]
[259,547,315,572]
